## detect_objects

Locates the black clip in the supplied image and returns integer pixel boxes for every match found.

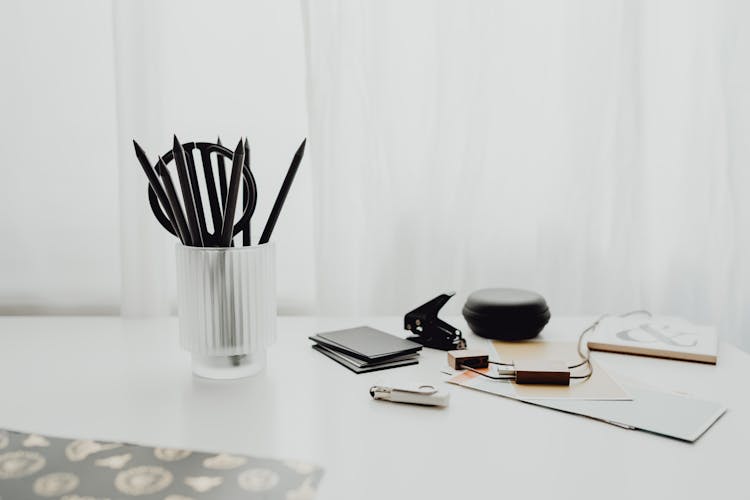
[404,292,467,351]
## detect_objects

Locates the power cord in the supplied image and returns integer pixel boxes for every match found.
[460,364,515,380]
[569,310,652,381]
[460,310,652,383]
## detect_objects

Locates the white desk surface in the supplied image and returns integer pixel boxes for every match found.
[0,316,747,499]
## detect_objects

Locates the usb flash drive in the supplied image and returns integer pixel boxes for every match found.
[370,383,450,407]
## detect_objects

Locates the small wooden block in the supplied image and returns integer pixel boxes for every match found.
[447,350,489,370]
[513,360,570,385]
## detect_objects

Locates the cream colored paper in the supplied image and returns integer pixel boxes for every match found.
[478,340,631,400]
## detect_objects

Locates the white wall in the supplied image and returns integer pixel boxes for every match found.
[0,0,316,315]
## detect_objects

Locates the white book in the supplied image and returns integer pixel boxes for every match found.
[587,315,718,364]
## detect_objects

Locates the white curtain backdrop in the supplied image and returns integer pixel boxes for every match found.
[0,1,120,314]
[301,0,750,349]
[112,0,314,316]
[4,1,749,349]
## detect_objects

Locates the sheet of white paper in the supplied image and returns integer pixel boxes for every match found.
[446,373,726,442]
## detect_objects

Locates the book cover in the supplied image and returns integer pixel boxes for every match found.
[587,315,718,364]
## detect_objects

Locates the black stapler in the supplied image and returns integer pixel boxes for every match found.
[404,292,467,350]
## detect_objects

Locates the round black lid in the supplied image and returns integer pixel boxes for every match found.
[463,288,549,319]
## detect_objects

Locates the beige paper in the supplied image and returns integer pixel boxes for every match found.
[488,340,630,400]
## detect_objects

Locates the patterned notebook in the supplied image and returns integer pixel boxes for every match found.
[0,429,323,499]
[587,315,718,364]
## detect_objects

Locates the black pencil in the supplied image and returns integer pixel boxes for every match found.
[219,139,246,247]
[199,146,222,246]
[184,143,209,245]
[217,136,228,211]
[242,138,251,246]
[258,138,306,244]
[173,135,204,247]
[133,140,183,243]
[157,156,192,246]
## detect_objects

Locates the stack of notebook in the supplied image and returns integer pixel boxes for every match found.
[310,326,423,373]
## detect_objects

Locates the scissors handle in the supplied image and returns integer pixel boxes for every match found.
[147,141,257,246]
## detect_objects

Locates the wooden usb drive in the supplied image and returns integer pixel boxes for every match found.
[447,350,489,370]
[513,361,570,385]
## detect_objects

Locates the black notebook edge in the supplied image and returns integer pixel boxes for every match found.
[314,344,419,368]
[308,333,422,363]
[312,344,419,374]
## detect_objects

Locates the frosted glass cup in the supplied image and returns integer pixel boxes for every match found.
[175,243,276,379]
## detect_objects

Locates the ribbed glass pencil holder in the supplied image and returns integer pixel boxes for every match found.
[175,243,276,379]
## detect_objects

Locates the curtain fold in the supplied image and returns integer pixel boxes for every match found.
[302,0,750,349]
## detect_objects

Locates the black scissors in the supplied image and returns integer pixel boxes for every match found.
[147,141,257,246]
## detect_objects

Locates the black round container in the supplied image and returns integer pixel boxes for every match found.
[462,288,550,340]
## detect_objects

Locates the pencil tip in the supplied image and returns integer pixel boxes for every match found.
[133,141,149,163]
[173,136,186,156]
[217,136,222,145]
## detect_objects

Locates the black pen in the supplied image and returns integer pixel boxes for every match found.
[259,138,306,244]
